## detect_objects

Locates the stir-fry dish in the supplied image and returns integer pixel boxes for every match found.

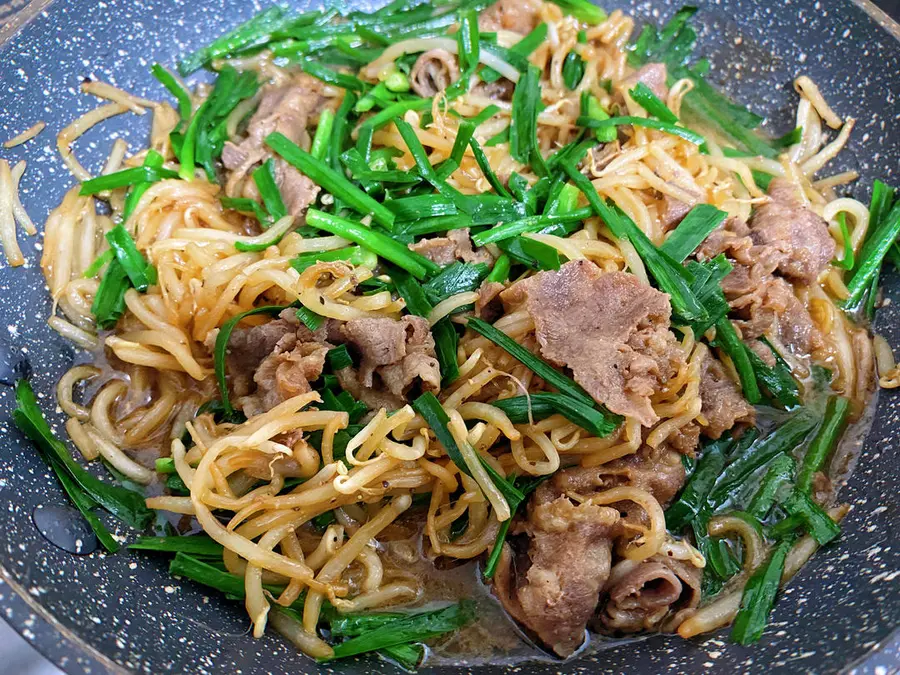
[6,0,900,668]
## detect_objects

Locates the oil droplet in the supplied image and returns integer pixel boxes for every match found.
[32,504,98,555]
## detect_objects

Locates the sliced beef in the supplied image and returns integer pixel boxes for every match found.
[696,217,824,354]
[658,187,703,233]
[478,0,542,34]
[748,179,835,285]
[476,280,505,322]
[242,338,330,416]
[341,316,441,399]
[493,496,620,657]
[409,49,459,98]
[222,75,325,218]
[225,309,331,415]
[700,351,756,439]
[501,261,681,426]
[623,63,669,101]
[409,228,493,266]
[471,78,515,102]
[550,445,686,508]
[595,555,701,633]
[731,277,822,353]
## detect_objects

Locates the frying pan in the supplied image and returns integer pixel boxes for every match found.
[0,0,898,673]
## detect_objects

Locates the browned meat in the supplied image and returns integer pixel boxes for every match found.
[746,339,777,367]
[408,228,492,266]
[409,49,460,98]
[732,277,822,353]
[668,422,701,455]
[222,75,325,217]
[225,309,331,415]
[748,179,835,285]
[222,74,324,169]
[595,555,702,633]
[274,160,320,217]
[501,261,682,426]
[341,316,441,399]
[471,78,515,101]
[243,339,330,416]
[551,445,686,507]
[623,63,669,101]
[696,218,823,354]
[479,0,542,33]
[476,280,505,322]
[700,351,755,439]
[493,496,620,657]
[658,187,703,233]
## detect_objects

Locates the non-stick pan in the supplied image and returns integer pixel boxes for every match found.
[0,1,898,673]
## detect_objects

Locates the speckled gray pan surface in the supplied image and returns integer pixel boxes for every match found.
[0,0,898,673]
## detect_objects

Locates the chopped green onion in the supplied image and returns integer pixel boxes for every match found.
[629,82,678,124]
[327,344,354,371]
[296,306,325,331]
[251,159,287,223]
[266,132,396,230]
[550,0,607,23]
[580,92,616,143]
[397,213,474,236]
[831,212,855,271]
[499,236,561,270]
[746,453,794,520]
[481,23,547,83]
[745,342,800,408]
[106,225,156,293]
[660,203,727,262]
[577,115,707,147]
[467,317,595,408]
[292,245,378,274]
[384,71,410,92]
[491,392,619,437]
[456,9,480,73]
[714,318,761,404]
[423,262,490,305]
[177,6,294,75]
[324,601,475,661]
[155,457,176,474]
[129,535,224,558]
[387,195,459,222]
[83,249,115,279]
[412,392,475,478]
[486,254,511,283]
[220,196,270,224]
[562,51,586,90]
[782,491,841,545]
[91,258,130,329]
[122,150,166,222]
[665,435,730,531]
[299,58,366,91]
[310,109,335,161]
[391,266,434,318]
[79,165,179,196]
[509,65,543,166]
[731,537,793,644]
[214,305,287,416]
[151,63,192,121]
[471,209,592,246]
[843,190,899,309]
[796,396,850,492]
[432,318,460,386]
[468,136,511,198]
[306,209,437,279]
[707,408,818,511]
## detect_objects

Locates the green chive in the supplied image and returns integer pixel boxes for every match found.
[577,115,707,146]
[79,165,179,196]
[251,159,287,223]
[629,82,678,124]
[731,537,793,644]
[266,132,396,230]
[106,225,156,293]
[796,396,850,492]
[660,203,727,262]
[491,392,619,437]
[305,209,438,280]
[310,108,335,161]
